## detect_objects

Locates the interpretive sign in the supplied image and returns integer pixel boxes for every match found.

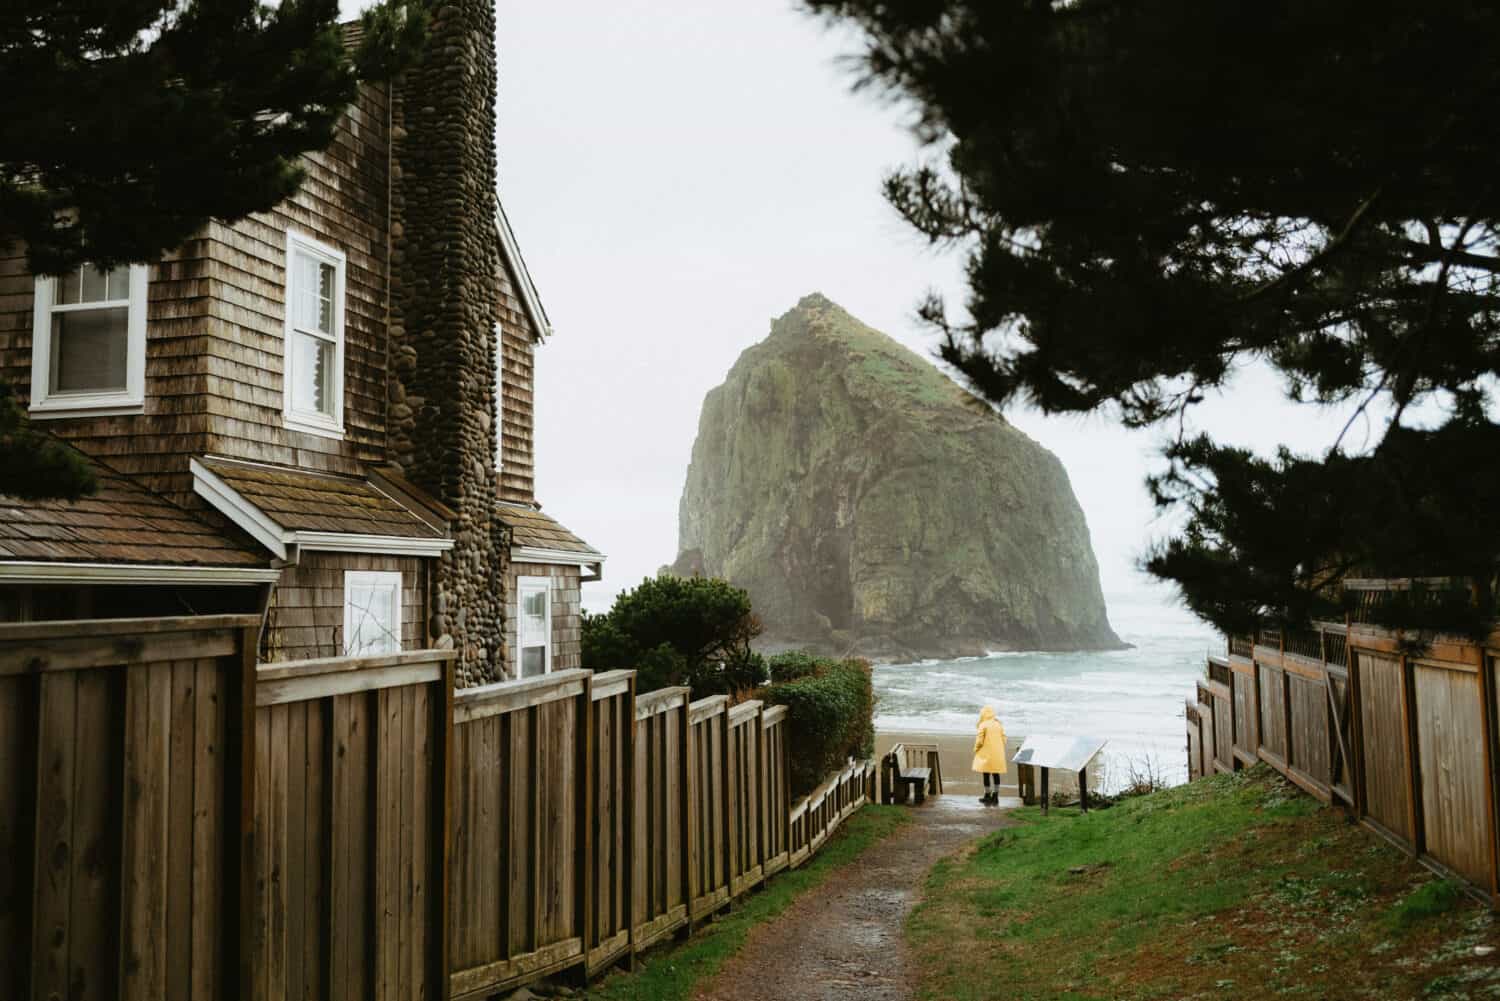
[1012,734,1108,774]
[1012,734,1108,814]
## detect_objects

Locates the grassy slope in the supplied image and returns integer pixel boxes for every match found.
[910,767,1500,1000]
[584,805,910,1001]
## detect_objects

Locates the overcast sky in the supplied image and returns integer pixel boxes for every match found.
[347,1,1362,613]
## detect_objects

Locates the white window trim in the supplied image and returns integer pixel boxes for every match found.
[343,569,403,657]
[282,230,346,440]
[29,264,148,419]
[517,575,553,676]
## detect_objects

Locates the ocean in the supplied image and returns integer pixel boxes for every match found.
[872,592,1217,791]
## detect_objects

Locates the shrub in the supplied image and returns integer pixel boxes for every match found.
[582,575,767,695]
[758,655,875,798]
[766,650,823,683]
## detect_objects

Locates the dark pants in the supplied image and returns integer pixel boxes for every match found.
[982,772,1002,789]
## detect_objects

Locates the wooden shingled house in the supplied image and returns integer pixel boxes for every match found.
[0,2,603,685]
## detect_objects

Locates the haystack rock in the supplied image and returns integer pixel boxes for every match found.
[668,293,1123,662]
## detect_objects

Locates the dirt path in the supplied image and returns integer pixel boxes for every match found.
[694,793,1015,1001]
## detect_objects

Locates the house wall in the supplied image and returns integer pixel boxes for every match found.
[0,81,391,507]
[0,244,215,501]
[262,552,426,662]
[199,81,392,481]
[496,259,536,504]
[502,561,582,678]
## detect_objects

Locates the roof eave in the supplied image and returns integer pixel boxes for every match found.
[496,198,553,341]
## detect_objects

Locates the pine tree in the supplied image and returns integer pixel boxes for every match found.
[1,0,426,498]
[805,0,1500,636]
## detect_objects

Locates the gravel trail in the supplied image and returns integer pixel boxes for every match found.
[693,793,1015,1001]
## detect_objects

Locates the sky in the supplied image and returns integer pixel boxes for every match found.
[347,1,1364,616]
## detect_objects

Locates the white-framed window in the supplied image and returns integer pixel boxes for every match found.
[282,230,346,438]
[343,570,402,656]
[517,576,552,677]
[29,263,148,418]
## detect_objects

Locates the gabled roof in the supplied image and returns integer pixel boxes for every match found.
[0,450,276,583]
[192,456,454,560]
[496,199,553,341]
[496,501,604,580]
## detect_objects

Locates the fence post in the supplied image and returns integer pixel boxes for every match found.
[755,704,767,880]
[232,624,258,1001]
[1279,630,1293,772]
[1400,652,1424,856]
[1347,613,1367,818]
[623,674,638,970]
[1475,647,1499,901]
[719,704,732,906]
[437,651,455,999]
[679,693,695,932]
[781,721,792,872]
[578,672,595,982]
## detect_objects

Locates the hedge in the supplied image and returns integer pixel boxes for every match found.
[758,656,875,798]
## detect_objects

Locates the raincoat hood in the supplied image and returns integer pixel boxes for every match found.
[977,706,996,724]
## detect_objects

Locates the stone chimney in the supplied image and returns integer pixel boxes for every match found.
[388,0,506,685]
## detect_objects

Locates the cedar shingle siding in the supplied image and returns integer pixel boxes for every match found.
[264,552,426,661]
[497,260,537,504]
[503,561,582,677]
[0,8,602,681]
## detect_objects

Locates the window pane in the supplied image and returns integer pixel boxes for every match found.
[317,261,334,334]
[81,265,112,302]
[105,265,130,301]
[293,253,313,331]
[290,330,334,416]
[346,582,399,656]
[60,268,82,305]
[521,646,547,677]
[520,588,548,647]
[50,308,128,393]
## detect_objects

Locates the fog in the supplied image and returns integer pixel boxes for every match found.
[348,1,1361,616]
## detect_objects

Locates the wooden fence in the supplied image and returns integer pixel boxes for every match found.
[1186,618,1500,902]
[2,615,878,1001]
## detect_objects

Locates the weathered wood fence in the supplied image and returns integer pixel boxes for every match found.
[1187,615,1500,902]
[2,615,877,1000]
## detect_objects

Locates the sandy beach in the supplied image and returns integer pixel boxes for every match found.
[876,729,1100,797]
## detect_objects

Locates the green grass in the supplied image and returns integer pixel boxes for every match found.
[908,766,1500,1001]
[584,805,910,1000]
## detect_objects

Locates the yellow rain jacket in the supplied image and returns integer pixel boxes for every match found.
[972,706,1008,774]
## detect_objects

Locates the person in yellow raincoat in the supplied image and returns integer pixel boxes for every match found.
[972,705,1008,805]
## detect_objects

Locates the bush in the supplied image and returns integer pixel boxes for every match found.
[582,575,767,695]
[758,655,875,798]
[766,650,823,683]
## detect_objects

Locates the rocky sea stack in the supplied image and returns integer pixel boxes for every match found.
[669,293,1123,662]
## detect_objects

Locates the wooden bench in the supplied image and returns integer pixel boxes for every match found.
[881,749,933,805]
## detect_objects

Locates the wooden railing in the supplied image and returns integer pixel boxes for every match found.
[1194,616,1500,903]
[1,616,878,1001]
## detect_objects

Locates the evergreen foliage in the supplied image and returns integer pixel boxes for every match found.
[1,0,426,501]
[0,383,94,500]
[2,0,428,276]
[581,575,767,695]
[804,0,1500,636]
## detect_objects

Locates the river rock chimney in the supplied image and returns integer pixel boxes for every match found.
[388,0,506,685]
